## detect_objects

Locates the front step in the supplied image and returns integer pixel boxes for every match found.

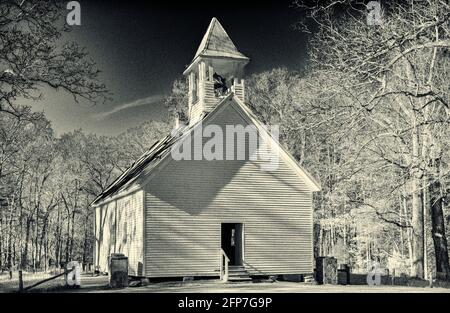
[227,266,251,282]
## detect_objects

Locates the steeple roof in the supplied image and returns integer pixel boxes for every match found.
[193,17,249,61]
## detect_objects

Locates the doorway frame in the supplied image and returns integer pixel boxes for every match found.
[220,221,245,266]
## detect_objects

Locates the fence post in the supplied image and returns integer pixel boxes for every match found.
[64,269,68,286]
[392,269,395,286]
[18,270,23,293]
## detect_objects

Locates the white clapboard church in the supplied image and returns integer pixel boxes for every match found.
[92,18,320,281]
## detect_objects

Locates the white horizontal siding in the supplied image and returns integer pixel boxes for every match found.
[94,201,115,272]
[94,190,144,276]
[144,100,313,278]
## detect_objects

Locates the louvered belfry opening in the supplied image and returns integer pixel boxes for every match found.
[184,18,250,125]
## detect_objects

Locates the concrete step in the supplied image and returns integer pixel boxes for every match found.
[228,271,248,276]
[228,276,252,282]
[228,270,248,274]
[227,266,251,282]
[228,268,247,273]
[228,269,248,273]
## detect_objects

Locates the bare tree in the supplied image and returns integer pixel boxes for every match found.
[0,0,108,119]
[295,0,450,278]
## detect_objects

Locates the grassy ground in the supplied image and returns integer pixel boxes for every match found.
[0,270,67,293]
[3,274,448,293]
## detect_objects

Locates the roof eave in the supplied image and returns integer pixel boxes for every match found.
[230,95,322,192]
[183,54,250,75]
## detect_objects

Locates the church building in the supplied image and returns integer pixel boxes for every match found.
[92,18,320,281]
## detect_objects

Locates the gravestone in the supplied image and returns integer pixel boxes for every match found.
[337,264,351,285]
[316,257,338,285]
[108,253,128,288]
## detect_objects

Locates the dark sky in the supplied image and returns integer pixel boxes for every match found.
[32,0,310,135]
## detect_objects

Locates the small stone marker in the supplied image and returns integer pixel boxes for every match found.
[337,264,351,285]
[108,253,128,288]
[316,257,338,285]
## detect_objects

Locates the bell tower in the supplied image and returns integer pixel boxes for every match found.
[183,18,250,125]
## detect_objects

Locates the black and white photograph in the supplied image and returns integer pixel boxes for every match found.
[0,0,450,303]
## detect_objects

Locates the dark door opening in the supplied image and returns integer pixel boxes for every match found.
[221,223,243,266]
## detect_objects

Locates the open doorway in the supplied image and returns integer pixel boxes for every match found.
[221,223,243,266]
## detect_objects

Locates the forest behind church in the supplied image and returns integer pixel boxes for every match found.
[1,0,449,281]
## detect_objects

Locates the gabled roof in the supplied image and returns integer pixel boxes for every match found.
[91,124,191,206]
[92,94,321,207]
[193,17,249,61]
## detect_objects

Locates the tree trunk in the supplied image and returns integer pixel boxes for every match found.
[69,211,76,260]
[55,204,61,267]
[403,195,414,273]
[65,209,70,263]
[82,211,90,270]
[44,224,49,272]
[411,126,424,278]
[429,158,450,280]
[34,205,40,271]
[21,218,32,269]
[398,195,404,258]
[318,226,323,256]
[7,203,13,273]
[38,215,48,270]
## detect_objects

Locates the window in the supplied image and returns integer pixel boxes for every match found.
[192,72,198,103]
